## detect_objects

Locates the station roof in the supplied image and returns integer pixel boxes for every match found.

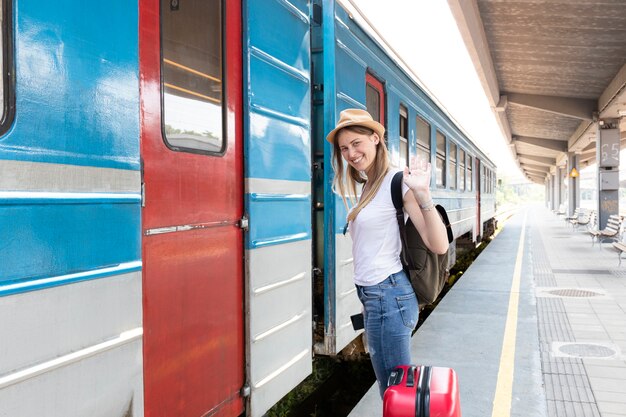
[448,0,626,184]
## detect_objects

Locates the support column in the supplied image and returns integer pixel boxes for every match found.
[567,153,580,217]
[555,167,563,211]
[545,178,550,209]
[550,173,557,211]
[596,120,620,229]
[547,175,552,210]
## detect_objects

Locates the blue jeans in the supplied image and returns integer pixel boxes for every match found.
[356,270,419,398]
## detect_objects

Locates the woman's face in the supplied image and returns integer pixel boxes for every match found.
[337,128,379,174]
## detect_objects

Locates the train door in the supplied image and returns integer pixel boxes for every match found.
[476,158,482,239]
[244,1,313,416]
[140,1,244,417]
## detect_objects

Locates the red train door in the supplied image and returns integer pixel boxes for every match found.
[140,1,244,416]
[476,158,482,239]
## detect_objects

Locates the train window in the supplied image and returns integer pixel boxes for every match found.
[484,167,487,193]
[365,72,385,127]
[435,131,446,188]
[459,149,465,191]
[161,0,225,154]
[399,105,408,167]
[449,142,457,190]
[366,85,380,122]
[416,116,430,164]
[0,0,14,133]
[482,167,486,193]
[468,155,473,192]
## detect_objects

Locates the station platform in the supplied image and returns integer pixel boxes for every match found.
[348,204,626,417]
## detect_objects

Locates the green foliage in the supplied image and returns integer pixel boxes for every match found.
[496,177,544,208]
[265,357,337,417]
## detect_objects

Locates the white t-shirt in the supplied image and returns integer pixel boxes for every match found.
[349,169,409,286]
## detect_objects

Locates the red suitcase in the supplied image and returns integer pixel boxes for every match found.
[383,365,461,417]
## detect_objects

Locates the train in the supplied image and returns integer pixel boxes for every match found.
[0,0,496,416]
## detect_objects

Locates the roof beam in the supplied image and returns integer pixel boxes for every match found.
[527,174,546,183]
[505,92,596,121]
[521,167,551,176]
[599,63,626,114]
[579,148,595,158]
[517,155,557,167]
[515,136,568,152]
[447,0,500,108]
[520,163,550,173]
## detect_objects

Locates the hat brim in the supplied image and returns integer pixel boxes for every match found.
[326,120,385,144]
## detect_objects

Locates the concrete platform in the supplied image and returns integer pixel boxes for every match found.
[348,204,626,417]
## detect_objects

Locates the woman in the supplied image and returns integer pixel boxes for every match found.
[326,108,449,398]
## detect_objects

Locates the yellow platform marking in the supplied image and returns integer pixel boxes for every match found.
[491,212,526,417]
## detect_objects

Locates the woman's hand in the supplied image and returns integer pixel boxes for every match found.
[403,156,432,204]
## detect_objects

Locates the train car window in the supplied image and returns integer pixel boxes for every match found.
[435,130,446,188]
[449,141,457,190]
[459,149,465,191]
[481,166,485,193]
[365,72,385,127]
[0,0,5,123]
[161,0,224,154]
[467,155,473,192]
[0,0,14,134]
[366,85,380,122]
[415,116,430,164]
[399,105,408,167]
[485,167,488,193]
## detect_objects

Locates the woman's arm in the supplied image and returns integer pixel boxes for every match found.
[402,159,449,254]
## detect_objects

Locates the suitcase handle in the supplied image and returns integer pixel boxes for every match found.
[415,366,432,417]
[387,367,404,387]
[406,366,417,387]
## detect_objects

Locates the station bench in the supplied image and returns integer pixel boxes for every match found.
[590,214,623,248]
[612,241,626,266]
[571,209,595,231]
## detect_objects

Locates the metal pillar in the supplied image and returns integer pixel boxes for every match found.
[596,121,620,229]
[567,153,580,217]
[560,167,566,210]
[550,174,557,210]
[555,167,563,211]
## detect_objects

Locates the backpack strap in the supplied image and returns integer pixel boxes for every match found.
[390,171,405,222]
[390,171,405,212]
[435,204,454,243]
[391,172,413,267]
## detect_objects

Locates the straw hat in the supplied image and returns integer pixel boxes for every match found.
[325,108,385,144]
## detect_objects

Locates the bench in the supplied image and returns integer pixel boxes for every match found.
[589,214,623,248]
[612,241,626,266]
[563,208,581,227]
[571,209,595,231]
[554,204,566,217]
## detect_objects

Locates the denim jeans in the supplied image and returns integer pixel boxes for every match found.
[356,270,419,398]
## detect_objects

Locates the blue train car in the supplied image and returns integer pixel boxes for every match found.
[311,0,496,359]
[0,1,496,416]
[0,0,143,415]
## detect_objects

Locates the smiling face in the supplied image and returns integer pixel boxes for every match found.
[337,127,380,175]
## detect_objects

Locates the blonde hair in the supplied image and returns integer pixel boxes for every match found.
[332,125,390,222]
